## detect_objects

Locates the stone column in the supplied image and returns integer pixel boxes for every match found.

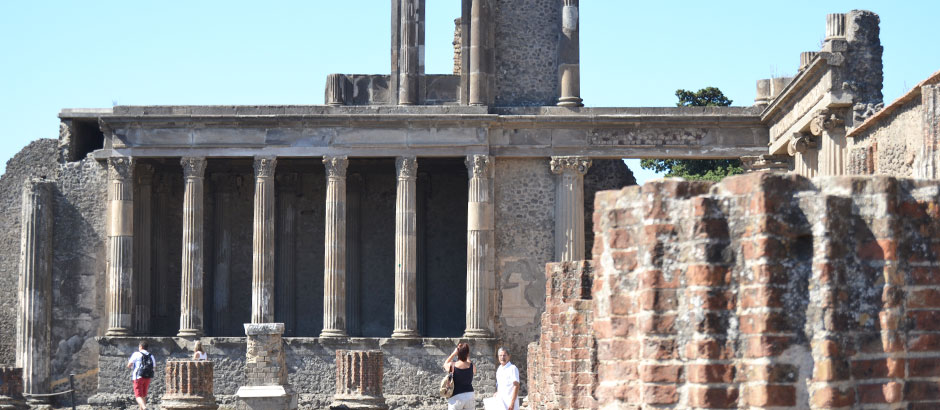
[236,323,297,409]
[106,157,135,336]
[811,109,846,176]
[398,0,422,105]
[322,157,349,338]
[325,73,346,106]
[162,361,218,410]
[133,165,154,335]
[345,174,363,337]
[0,367,27,409]
[15,179,53,404]
[179,157,207,337]
[211,175,232,336]
[251,157,277,324]
[276,173,298,336]
[464,155,494,338]
[330,350,387,410]
[557,0,583,107]
[550,157,591,262]
[468,0,487,105]
[392,157,419,338]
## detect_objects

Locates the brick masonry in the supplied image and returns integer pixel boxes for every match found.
[0,366,26,408]
[162,360,217,410]
[530,171,940,409]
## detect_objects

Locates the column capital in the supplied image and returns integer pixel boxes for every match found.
[809,108,846,136]
[396,156,417,179]
[253,157,277,178]
[181,157,207,179]
[108,157,135,181]
[550,156,591,176]
[323,156,349,179]
[465,155,492,178]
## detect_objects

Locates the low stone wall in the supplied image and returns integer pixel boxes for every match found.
[92,337,498,409]
[585,172,940,409]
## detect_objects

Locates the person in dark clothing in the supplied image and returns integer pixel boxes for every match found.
[443,342,476,409]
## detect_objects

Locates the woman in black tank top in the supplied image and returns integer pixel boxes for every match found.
[443,342,475,409]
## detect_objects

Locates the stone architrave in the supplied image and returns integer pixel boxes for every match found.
[330,350,388,410]
[236,323,297,410]
[321,156,349,338]
[162,361,218,410]
[558,0,583,107]
[0,367,27,409]
[106,157,135,336]
[179,157,207,337]
[392,156,419,338]
[251,157,277,324]
[464,155,494,338]
[550,156,591,262]
[133,165,154,335]
[15,179,53,405]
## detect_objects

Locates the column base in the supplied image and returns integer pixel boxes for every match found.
[105,327,132,337]
[178,328,204,338]
[390,329,420,339]
[463,329,493,338]
[557,97,584,107]
[320,329,348,338]
[330,395,388,410]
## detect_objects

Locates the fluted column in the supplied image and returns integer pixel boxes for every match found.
[133,165,154,335]
[251,157,277,324]
[398,0,422,105]
[468,0,487,105]
[276,173,298,336]
[550,157,591,262]
[392,157,419,338]
[557,0,583,107]
[211,175,232,336]
[16,178,53,402]
[464,155,494,337]
[179,157,207,337]
[322,157,349,338]
[345,173,363,337]
[106,157,135,336]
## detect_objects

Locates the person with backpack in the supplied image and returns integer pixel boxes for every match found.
[126,341,156,410]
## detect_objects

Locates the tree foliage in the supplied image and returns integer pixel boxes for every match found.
[640,87,743,182]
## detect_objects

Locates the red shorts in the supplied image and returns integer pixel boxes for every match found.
[133,377,151,398]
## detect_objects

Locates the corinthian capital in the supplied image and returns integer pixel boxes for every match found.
[550,156,591,175]
[323,156,349,179]
[465,155,491,178]
[108,157,135,181]
[396,156,417,179]
[253,157,277,178]
[181,157,207,178]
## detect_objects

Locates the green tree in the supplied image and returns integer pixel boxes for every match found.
[640,87,743,182]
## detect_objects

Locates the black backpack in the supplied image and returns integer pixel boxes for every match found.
[137,353,154,379]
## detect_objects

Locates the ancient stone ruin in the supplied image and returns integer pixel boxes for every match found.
[0,1,938,409]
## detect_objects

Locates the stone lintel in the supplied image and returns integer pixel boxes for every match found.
[243,323,285,336]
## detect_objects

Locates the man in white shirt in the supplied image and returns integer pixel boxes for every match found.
[126,341,156,410]
[484,347,520,410]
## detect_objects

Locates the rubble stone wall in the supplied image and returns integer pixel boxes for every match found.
[494,0,561,106]
[587,172,940,409]
[848,96,923,176]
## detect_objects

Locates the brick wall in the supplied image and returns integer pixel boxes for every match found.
[582,172,940,409]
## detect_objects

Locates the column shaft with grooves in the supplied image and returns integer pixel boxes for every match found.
[15,179,53,400]
[322,157,349,337]
[331,350,387,409]
[558,0,583,107]
[550,156,591,262]
[211,175,231,336]
[179,157,207,337]
[252,157,277,323]
[392,157,419,338]
[464,155,493,337]
[162,360,217,410]
[106,157,135,336]
[346,174,363,336]
[468,0,486,105]
[276,173,298,336]
[133,165,154,334]
[398,0,420,105]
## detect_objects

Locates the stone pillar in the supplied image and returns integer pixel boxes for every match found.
[392,156,419,338]
[162,361,218,410]
[0,367,27,409]
[251,157,277,324]
[15,179,53,405]
[179,157,207,337]
[345,173,363,337]
[322,157,349,338]
[550,157,591,262]
[811,109,847,176]
[325,73,346,106]
[464,155,494,338]
[211,175,232,336]
[106,157,134,336]
[468,0,488,105]
[398,0,423,105]
[330,350,388,410]
[236,323,297,410]
[557,0,583,107]
[133,165,154,335]
[276,173,298,336]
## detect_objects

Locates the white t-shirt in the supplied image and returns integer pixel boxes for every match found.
[128,350,157,380]
[495,361,520,409]
[194,351,207,361]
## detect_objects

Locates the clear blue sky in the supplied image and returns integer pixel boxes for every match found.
[2,1,938,183]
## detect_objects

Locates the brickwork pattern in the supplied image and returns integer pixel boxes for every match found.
[527,261,596,410]
[162,360,217,410]
[335,350,383,398]
[0,367,26,405]
[246,333,288,386]
[588,172,940,409]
